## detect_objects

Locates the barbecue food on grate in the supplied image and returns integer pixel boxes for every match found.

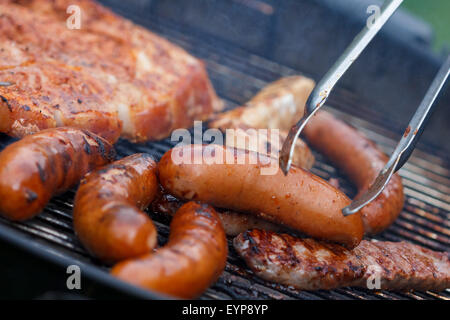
[153,191,290,236]
[0,127,115,221]
[74,154,158,263]
[234,229,450,291]
[304,111,404,234]
[111,201,228,298]
[211,75,404,235]
[158,144,364,248]
[0,0,221,143]
[210,76,315,170]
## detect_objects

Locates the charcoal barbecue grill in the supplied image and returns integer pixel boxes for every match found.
[0,0,449,300]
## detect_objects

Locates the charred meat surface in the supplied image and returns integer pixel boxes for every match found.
[158,144,364,248]
[234,229,450,292]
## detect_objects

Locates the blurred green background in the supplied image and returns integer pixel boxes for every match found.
[403,0,450,52]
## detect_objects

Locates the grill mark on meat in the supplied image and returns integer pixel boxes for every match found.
[279,233,300,267]
[60,149,72,175]
[36,162,47,183]
[194,205,213,218]
[83,130,113,161]
[0,95,12,112]
[82,135,91,155]
[234,229,450,292]
[24,188,38,203]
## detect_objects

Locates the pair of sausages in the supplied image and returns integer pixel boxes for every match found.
[0,127,115,221]
[72,154,228,298]
[111,201,228,299]
[158,144,364,248]
[210,76,403,236]
[303,111,404,234]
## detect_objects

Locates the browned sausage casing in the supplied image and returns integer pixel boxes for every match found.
[0,127,115,221]
[304,112,404,234]
[152,191,291,236]
[158,144,364,248]
[111,201,228,298]
[73,154,158,263]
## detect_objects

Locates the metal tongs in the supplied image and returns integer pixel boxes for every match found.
[280,0,450,216]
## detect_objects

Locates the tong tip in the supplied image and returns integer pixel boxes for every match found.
[341,204,360,216]
[279,156,291,176]
[279,125,299,176]
[341,160,397,216]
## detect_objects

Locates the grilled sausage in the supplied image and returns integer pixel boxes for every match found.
[210,76,315,170]
[234,229,450,291]
[158,144,364,248]
[221,126,315,170]
[304,111,404,234]
[73,154,158,263]
[210,75,404,234]
[0,127,115,221]
[152,191,290,236]
[210,76,315,132]
[111,201,228,298]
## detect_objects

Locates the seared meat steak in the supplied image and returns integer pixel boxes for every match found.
[234,229,450,291]
[0,0,221,142]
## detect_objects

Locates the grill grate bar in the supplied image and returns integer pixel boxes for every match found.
[400,211,449,237]
[0,218,85,256]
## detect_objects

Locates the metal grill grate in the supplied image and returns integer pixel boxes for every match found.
[0,1,448,300]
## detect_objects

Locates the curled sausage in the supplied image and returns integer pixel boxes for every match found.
[158,144,364,248]
[0,127,115,221]
[304,112,404,234]
[73,154,158,263]
[210,75,404,234]
[111,201,228,298]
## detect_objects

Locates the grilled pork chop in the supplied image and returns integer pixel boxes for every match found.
[234,229,450,291]
[0,0,221,142]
